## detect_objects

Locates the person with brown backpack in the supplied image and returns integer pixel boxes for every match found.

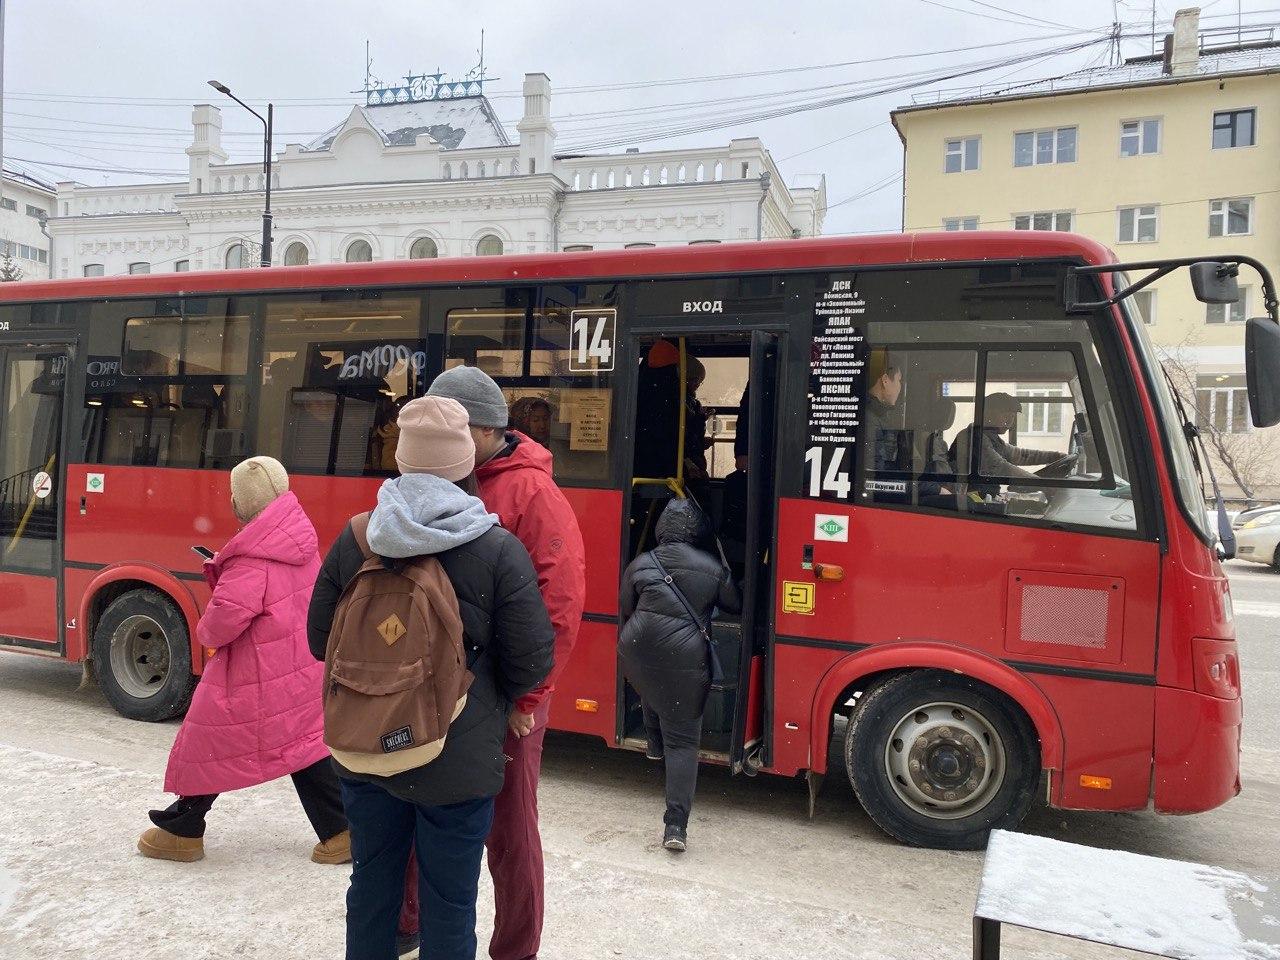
[307,396,554,960]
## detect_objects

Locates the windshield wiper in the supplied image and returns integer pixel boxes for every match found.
[1162,365,1236,558]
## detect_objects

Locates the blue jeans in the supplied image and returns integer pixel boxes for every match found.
[340,778,495,960]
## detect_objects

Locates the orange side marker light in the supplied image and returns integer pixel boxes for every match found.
[814,563,845,582]
[1079,774,1112,790]
[575,699,599,713]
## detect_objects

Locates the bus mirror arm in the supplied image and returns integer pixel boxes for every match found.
[1066,255,1280,325]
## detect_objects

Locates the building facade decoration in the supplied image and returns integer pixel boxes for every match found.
[48,71,827,279]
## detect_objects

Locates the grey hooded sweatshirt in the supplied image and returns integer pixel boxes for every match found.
[307,474,554,805]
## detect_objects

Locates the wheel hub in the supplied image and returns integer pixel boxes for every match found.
[886,703,1006,819]
[109,614,171,701]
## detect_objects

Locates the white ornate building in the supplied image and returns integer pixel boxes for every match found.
[1,167,55,279]
[48,72,827,276]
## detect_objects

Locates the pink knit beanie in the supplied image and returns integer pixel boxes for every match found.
[395,396,476,481]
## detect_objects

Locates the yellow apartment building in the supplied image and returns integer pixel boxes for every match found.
[892,8,1280,500]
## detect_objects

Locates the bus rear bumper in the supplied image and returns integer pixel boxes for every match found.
[1153,686,1242,813]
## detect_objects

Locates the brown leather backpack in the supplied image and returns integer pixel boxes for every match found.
[322,513,473,775]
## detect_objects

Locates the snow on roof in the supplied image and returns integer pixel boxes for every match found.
[305,96,510,152]
[902,44,1280,111]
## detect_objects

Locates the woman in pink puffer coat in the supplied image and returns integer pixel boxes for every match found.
[137,456,349,864]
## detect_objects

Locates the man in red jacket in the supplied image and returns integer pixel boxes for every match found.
[391,366,585,960]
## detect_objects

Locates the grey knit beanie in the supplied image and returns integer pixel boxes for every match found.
[427,365,509,428]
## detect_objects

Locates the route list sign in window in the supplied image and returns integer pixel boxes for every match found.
[806,277,866,500]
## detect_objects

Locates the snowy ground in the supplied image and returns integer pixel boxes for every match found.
[0,562,1276,959]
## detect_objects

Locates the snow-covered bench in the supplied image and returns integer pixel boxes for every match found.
[973,830,1279,960]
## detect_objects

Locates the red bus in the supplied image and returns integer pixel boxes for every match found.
[1,233,1273,849]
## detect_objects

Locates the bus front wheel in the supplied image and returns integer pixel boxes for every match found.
[845,671,1039,850]
[92,589,197,722]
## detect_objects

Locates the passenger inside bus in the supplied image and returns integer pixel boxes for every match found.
[949,392,1076,497]
[509,395,552,448]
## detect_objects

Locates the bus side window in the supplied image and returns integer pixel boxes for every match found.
[257,294,427,477]
[84,300,251,470]
[437,285,619,486]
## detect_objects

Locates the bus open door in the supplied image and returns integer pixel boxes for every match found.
[620,327,780,772]
[0,339,73,652]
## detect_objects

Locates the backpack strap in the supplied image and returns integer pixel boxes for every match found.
[349,512,375,562]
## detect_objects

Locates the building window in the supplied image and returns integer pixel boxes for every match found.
[83,263,104,278]
[1016,387,1067,436]
[1120,118,1161,156]
[1208,197,1253,237]
[25,205,47,219]
[475,234,503,257]
[1013,211,1073,231]
[942,217,979,231]
[283,242,310,266]
[1197,376,1250,433]
[1117,205,1158,243]
[345,239,373,263]
[174,260,190,272]
[225,243,246,269]
[0,198,15,211]
[1014,126,1077,167]
[1206,286,1250,324]
[688,239,721,245]
[37,249,48,264]
[562,244,593,252]
[1133,288,1157,325]
[1212,109,1256,149]
[944,137,980,173]
[128,262,151,275]
[625,242,656,249]
[409,236,439,259]
[442,163,452,180]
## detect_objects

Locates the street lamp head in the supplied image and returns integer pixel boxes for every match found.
[208,80,231,95]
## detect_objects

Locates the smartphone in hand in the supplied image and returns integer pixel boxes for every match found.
[192,545,215,560]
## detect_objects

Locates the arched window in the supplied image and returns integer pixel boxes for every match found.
[409,236,439,259]
[475,234,503,257]
[624,242,656,249]
[283,242,309,266]
[677,164,686,183]
[345,239,373,262]
[442,162,452,180]
[589,170,598,190]
[510,158,518,176]
[607,170,616,188]
[225,243,246,269]
[624,169,633,187]
[642,167,651,186]
[83,264,105,277]
[714,160,724,181]
[695,162,705,182]
[478,161,487,178]
[659,166,669,185]
[128,262,151,274]
[562,244,593,252]
[573,171,581,191]
[460,161,469,178]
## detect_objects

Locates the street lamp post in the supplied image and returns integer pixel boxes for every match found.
[208,80,273,267]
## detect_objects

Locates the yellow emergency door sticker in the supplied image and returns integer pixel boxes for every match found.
[782,581,816,615]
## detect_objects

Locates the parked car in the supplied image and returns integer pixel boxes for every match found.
[1233,503,1280,530]
[1233,507,1280,570]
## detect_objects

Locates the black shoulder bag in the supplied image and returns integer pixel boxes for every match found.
[648,552,726,691]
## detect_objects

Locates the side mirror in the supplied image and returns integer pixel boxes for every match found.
[1190,261,1241,304]
[1245,317,1280,427]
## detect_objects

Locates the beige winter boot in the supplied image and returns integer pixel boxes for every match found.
[312,829,352,864]
[137,827,205,863]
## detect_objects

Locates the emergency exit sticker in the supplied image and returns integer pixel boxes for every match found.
[782,581,816,616]
[86,473,105,494]
[31,472,52,500]
[813,513,849,542]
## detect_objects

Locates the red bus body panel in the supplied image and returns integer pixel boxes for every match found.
[0,233,1243,818]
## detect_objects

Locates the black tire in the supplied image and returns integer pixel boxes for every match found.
[92,589,198,722]
[1270,543,1280,572]
[845,670,1039,850]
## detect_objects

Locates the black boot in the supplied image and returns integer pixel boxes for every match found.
[663,823,687,852]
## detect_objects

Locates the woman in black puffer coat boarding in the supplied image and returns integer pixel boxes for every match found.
[619,498,741,852]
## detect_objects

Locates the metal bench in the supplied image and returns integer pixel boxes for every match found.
[973,830,1279,960]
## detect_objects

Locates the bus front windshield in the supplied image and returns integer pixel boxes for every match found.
[1121,297,1214,544]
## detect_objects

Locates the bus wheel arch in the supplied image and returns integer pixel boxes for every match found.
[82,570,200,722]
[809,643,1063,777]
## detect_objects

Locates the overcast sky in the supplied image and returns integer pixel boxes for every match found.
[5,0,1276,236]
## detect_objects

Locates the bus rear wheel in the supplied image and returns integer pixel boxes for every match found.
[92,589,197,722]
[845,671,1039,850]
